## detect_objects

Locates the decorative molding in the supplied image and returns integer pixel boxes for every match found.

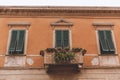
[51,18,73,26]
[93,22,114,26]
[8,22,31,26]
[84,54,98,56]
[93,22,114,30]
[99,56,119,66]
[26,55,42,56]
[1,6,120,17]
[8,22,31,30]
[4,56,26,67]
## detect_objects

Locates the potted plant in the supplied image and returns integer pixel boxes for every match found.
[64,47,70,52]
[72,48,82,53]
[46,48,56,53]
[56,47,62,52]
[82,49,87,56]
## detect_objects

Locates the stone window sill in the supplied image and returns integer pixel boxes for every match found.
[98,54,118,56]
[5,54,26,56]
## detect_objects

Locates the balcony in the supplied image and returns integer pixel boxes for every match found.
[41,48,86,73]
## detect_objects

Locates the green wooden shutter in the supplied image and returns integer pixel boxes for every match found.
[98,30,109,53]
[106,30,115,52]
[9,30,17,54]
[55,30,62,47]
[63,30,69,48]
[16,30,26,54]
[55,30,69,48]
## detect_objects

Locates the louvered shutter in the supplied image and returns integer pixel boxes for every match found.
[16,30,25,54]
[9,30,17,54]
[63,30,69,48]
[98,31,109,53]
[106,30,115,52]
[55,30,62,47]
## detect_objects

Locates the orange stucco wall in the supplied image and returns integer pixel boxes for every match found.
[0,17,120,68]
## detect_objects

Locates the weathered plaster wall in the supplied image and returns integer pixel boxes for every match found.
[0,17,120,68]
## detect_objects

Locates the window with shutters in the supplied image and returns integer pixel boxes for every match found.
[98,30,115,54]
[8,30,26,54]
[55,30,69,48]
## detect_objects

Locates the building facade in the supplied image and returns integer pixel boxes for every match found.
[0,6,120,80]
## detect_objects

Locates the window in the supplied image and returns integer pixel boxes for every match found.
[55,30,69,48]
[9,30,26,54]
[98,30,115,54]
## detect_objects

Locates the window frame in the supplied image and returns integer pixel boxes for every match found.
[53,29,72,49]
[7,29,28,55]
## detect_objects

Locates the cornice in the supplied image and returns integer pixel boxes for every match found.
[0,6,120,17]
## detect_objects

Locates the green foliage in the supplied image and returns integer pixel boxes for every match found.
[54,52,75,63]
[72,48,82,53]
[44,47,87,63]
